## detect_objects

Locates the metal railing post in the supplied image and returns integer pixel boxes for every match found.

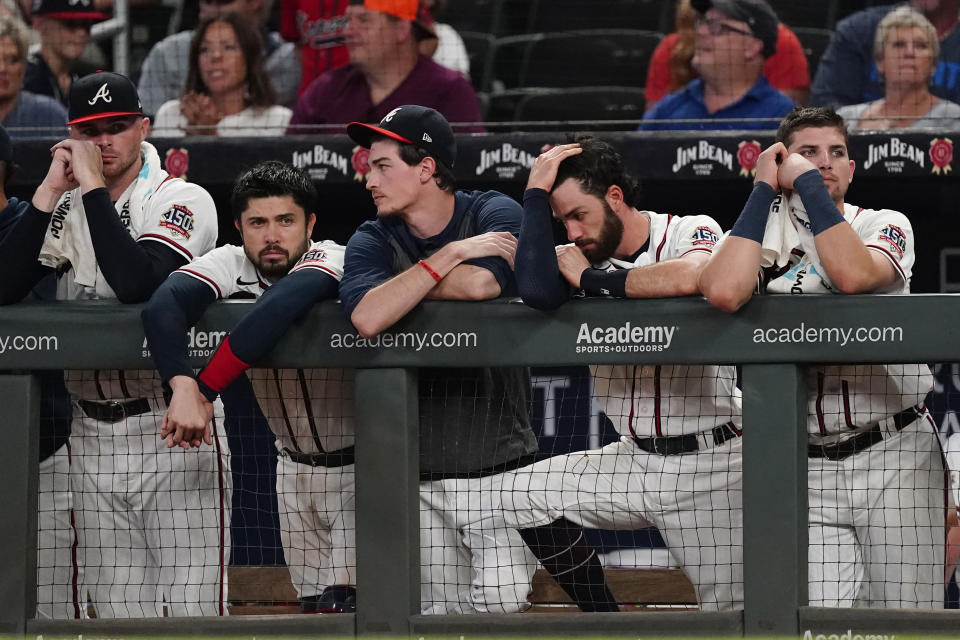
[741,364,808,635]
[355,368,419,634]
[0,374,39,635]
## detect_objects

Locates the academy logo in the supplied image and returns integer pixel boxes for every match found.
[474,142,535,179]
[862,137,924,173]
[575,322,676,354]
[291,144,350,181]
[671,140,733,177]
[142,327,226,359]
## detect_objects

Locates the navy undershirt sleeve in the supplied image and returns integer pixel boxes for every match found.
[83,188,187,302]
[339,227,392,319]
[0,203,55,304]
[793,169,845,235]
[227,267,339,364]
[142,272,218,382]
[465,192,522,293]
[515,188,570,311]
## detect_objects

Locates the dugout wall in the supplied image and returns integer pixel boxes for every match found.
[2,295,959,637]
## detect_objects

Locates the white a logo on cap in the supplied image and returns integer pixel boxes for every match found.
[88,82,113,106]
[382,107,402,123]
[422,133,432,143]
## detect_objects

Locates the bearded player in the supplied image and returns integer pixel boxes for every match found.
[699,106,942,608]
[508,135,744,611]
[143,161,357,613]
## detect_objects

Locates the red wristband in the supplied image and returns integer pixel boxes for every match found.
[418,259,442,282]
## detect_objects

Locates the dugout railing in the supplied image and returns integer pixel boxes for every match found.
[2,295,959,637]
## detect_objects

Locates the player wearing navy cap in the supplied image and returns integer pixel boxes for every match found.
[143,160,358,614]
[0,71,228,617]
[340,105,621,613]
[700,106,942,608]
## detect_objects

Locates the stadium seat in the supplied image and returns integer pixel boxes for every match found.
[519,30,662,89]
[769,0,840,29]
[513,86,646,130]
[526,0,671,34]
[459,31,495,88]
[482,34,541,92]
[793,27,834,78]
[484,88,551,126]
[437,0,531,36]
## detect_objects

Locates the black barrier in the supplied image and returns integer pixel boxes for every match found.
[3,296,960,637]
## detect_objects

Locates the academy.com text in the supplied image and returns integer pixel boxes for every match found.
[754,323,903,347]
[330,331,477,351]
[0,334,58,354]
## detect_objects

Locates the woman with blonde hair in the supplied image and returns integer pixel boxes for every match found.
[838,6,960,130]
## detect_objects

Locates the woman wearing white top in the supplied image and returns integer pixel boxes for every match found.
[152,12,291,137]
[838,6,960,131]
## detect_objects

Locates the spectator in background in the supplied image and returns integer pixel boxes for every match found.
[0,15,66,137]
[642,0,794,131]
[152,13,291,137]
[812,0,960,108]
[838,7,960,130]
[287,0,482,133]
[418,0,468,78]
[280,0,349,96]
[645,0,810,111]
[23,0,108,107]
[138,0,299,114]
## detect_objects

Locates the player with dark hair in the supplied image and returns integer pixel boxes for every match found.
[699,105,943,607]
[507,135,744,611]
[340,105,620,613]
[143,160,358,614]
[0,71,228,617]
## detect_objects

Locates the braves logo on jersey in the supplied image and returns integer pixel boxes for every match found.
[877,224,907,259]
[159,205,195,239]
[690,226,719,248]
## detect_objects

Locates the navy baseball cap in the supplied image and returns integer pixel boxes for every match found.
[347,105,456,169]
[67,71,143,126]
[691,0,779,58]
[32,0,109,21]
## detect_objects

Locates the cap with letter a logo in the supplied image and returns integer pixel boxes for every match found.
[67,71,144,126]
[346,104,456,170]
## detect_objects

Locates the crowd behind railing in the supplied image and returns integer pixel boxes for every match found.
[0,0,959,137]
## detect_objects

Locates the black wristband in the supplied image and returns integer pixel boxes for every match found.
[580,268,629,298]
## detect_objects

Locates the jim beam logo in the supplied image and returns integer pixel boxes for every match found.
[930,137,953,175]
[736,140,762,178]
[291,144,350,181]
[862,136,925,174]
[164,147,189,179]
[350,146,370,181]
[671,140,733,176]
[474,142,536,179]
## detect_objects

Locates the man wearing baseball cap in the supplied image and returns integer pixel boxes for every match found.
[24,0,109,107]
[0,71,230,618]
[287,0,481,133]
[641,0,795,130]
[338,105,615,613]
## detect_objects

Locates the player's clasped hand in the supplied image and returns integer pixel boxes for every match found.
[753,142,788,191]
[555,244,591,287]
[162,376,214,449]
[526,143,583,192]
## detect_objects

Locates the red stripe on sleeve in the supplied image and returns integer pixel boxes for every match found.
[197,336,250,393]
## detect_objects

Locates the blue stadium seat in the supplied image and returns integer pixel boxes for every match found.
[513,86,647,130]
[527,0,671,34]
